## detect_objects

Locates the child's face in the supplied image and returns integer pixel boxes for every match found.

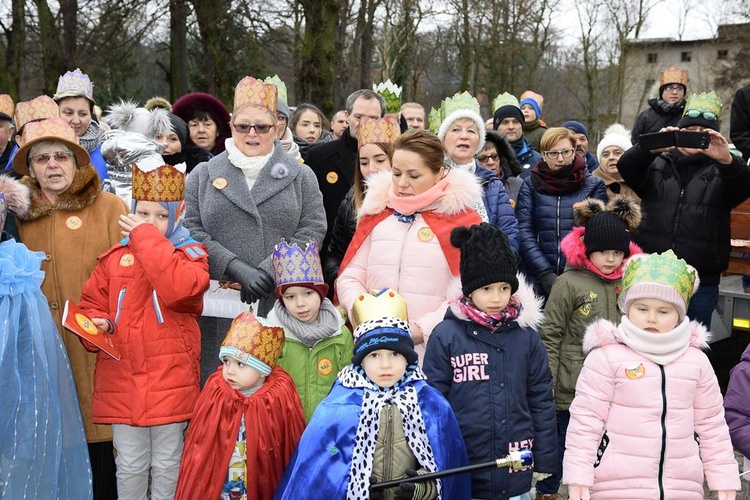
[469,282,513,315]
[361,349,408,388]
[222,356,265,391]
[589,250,625,275]
[628,298,680,333]
[134,200,170,236]
[281,286,322,323]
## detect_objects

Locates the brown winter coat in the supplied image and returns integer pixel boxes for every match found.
[17,164,128,442]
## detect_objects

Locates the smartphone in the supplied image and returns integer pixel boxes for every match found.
[675,130,710,149]
[639,131,675,151]
[639,130,711,151]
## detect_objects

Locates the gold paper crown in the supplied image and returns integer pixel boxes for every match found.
[351,288,409,329]
[272,239,324,287]
[372,79,403,114]
[660,66,688,87]
[428,107,442,134]
[492,92,520,114]
[683,91,722,120]
[131,164,186,202]
[442,92,481,121]
[221,311,285,368]
[263,75,288,103]
[621,250,697,308]
[358,115,401,148]
[14,96,60,134]
[234,76,278,113]
[54,68,95,102]
[0,95,14,120]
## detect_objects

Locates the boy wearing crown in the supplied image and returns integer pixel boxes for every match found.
[276,289,471,499]
[78,160,210,500]
[175,311,305,500]
[269,239,353,421]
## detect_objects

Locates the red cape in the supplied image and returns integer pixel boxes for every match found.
[175,366,305,500]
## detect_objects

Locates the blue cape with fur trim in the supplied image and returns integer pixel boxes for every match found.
[275,377,471,499]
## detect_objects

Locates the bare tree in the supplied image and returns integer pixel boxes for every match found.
[0,0,25,98]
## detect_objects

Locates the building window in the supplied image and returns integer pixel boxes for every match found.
[647,53,658,63]
[681,51,692,62]
[718,49,728,60]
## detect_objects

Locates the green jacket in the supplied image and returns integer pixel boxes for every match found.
[277,326,354,421]
[541,267,621,410]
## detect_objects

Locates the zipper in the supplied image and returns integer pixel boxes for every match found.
[555,196,561,273]
[658,365,667,500]
[114,287,126,325]
[397,219,416,283]
[384,405,394,485]
[670,189,685,247]
[152,290,164,324]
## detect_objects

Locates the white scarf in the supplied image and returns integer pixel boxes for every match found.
[618,315,692,365]
[446,158,489,223]
[225,138,272,189]
[279,127,302,163]
[339,365,442,499]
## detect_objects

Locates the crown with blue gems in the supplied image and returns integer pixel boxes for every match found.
[683,91,722,121]
[620,250,698,308]
[492,92,520,114]
[263,75,288,104]
[272,239,324,288]
[373,79,403,114]
[351,287,409,329]
[54,68,95,102]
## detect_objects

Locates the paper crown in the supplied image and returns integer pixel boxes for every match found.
[220,311,285,372]
[53,68,95,102]
[428,107,442,134]
[14,96,60,134]
[0,193,6,234]
[263,75,288,103]
[358,115,401,148]
[351,288,409,329]
[620,250,697,309]
[234,76,278,113]
[373,79,403,114]
[660,66,688,87]
[13,118,90,176]
[442,92,481,122]
[683,91,722,120]
[131,163,186,202]
[272,239,325,288]
[0,95,14,121]
[492,92,520,113]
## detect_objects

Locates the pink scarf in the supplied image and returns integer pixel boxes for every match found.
[387,176,450,216]
[583,259,625,281]
[458,296,521,331]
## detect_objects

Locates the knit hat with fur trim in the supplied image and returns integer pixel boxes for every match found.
[451,222,519,296]
[352,317,417,367]
[573,196,641,256]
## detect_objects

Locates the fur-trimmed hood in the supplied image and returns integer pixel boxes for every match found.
[18,164,101,221]
[0,175,31,218]
[484,131,522,177]
[582,317,710,355]
[561,226,643,269]
[360,167,483,217]
[445,273,545,329]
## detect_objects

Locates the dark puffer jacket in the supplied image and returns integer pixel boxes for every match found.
[631,98,686,145]
[472,163,520,254]
[324,187,356,291]
[617,145,750,285]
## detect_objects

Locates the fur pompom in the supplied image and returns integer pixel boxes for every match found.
[607,195,642,231]
[0,174,31,217]
[573,198,606,227]
[450,225,472,249]
[147,107,172,140]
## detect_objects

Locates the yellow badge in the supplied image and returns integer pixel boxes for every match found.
[317,358,333,376]
[76,313,99,336]
[212,177,228,189]
[624,363,645,379]
[66,216,82,230]
[417,227,434,242]
[326,171,339,184]
[119,253,135,267]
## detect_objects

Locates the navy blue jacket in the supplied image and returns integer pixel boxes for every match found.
[516,170,607,280]
[473,163,520,254]
[424,304,557,500]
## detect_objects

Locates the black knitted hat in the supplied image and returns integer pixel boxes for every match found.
[451,223,518,296]
[584,212,631,256]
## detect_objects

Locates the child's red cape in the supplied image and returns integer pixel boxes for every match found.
[174,366,305,500]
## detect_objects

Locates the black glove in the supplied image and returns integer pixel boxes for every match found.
[225,258,275,303]
[368,477,385,500]
[538,270,557,295]
[394,469,430,500]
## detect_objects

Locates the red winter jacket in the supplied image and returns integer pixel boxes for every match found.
[79,223,210,426]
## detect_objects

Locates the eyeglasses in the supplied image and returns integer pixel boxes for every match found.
[232,123,274,135]
[663,85,685,93]
[684,109,717,121]
[544,149,575,160]
[29,151,75,166]
[476,153,499,163]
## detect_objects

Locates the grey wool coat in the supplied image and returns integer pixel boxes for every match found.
[185,140,327,316]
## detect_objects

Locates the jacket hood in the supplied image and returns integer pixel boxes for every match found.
[484,131,522,177]
[582,317,711,355]
[446,273,544,329]
[360,167,483,217]
[19,164,102,221]
[561,226,643,268]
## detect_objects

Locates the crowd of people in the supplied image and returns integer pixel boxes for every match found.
[2,64,750,500]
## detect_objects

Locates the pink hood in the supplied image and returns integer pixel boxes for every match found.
[560,226,642,279]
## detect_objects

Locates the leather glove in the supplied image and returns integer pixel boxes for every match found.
[225,258,275,303]
[538,270,557,295]
[394,469,433,500]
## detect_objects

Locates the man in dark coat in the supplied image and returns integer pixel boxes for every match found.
[730,83,750,161]
[631,66,689,144]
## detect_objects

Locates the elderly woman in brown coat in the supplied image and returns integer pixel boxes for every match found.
[13,117,127,499]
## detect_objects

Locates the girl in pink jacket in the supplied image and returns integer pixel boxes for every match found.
[563,250,739,500]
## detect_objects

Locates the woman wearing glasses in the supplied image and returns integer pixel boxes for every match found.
[478,131,524,207]
[631,66,689,144]
[515,127,607,297]
[184,77,326,377]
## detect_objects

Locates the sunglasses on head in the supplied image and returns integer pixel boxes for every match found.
[684,109,717,121]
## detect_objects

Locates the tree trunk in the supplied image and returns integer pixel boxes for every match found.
[298,0,341,115]
[190,0,233,103]
[33,0,65,95]
[170,0,188,100]
[59,0,78,68]
[0,0,25,98]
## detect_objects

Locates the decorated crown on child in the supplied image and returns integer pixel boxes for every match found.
[620,250,699,308]
[351,288,409,329]
[220,311,285,375]
[660,66,688,87]
[132,163,186,202]
[272,240,325,288]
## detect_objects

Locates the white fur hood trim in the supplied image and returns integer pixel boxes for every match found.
[446,273,544,329]
[360,167,484,217]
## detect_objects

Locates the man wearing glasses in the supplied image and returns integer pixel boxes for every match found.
[631,66,689,144]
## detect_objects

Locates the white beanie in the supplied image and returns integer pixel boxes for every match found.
[596,123,632,161]
[437,109,486,156]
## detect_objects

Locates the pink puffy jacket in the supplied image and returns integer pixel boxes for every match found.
[563,318,739,499]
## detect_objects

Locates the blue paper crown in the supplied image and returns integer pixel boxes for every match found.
[272,239,324,287]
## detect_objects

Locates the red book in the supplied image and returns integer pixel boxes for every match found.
[62,300,121,360]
